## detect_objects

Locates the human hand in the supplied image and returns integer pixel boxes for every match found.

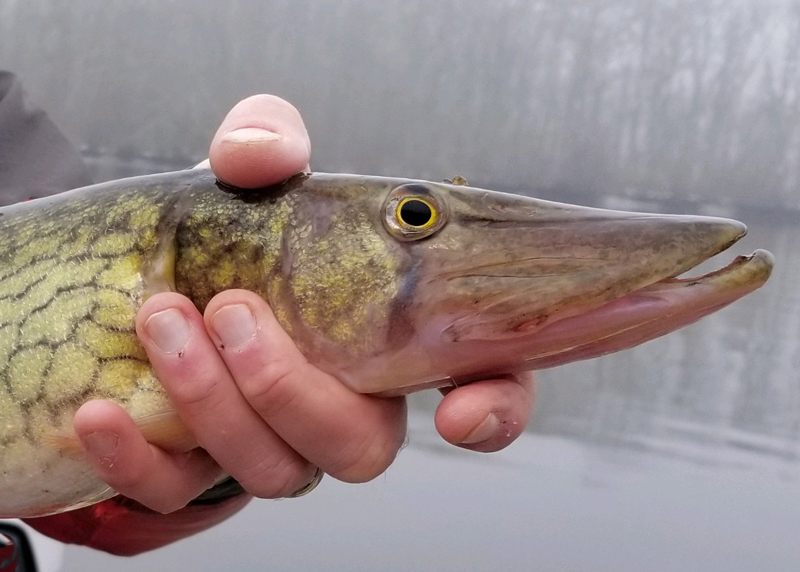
[71,95,536,513]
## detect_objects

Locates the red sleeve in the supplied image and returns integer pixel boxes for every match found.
[21,494,251,557]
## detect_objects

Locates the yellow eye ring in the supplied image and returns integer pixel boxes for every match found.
[382,183,448,241]
[396,197,438,229]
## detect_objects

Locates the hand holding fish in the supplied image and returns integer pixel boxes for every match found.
[3,92,769,520]
[70,95,536,513]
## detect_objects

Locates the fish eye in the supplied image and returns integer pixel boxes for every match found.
[397,198,436,229]
[383,183,448,241]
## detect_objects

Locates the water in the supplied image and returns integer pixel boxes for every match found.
[2,1,799,570]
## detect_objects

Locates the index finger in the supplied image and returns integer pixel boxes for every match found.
[204,290,408,483]
[209,94,311,189]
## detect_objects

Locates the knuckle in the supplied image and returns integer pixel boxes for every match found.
[237,453,310,499]
[237,359,307,417]
[168,372,221,409]
[330,432,401,484]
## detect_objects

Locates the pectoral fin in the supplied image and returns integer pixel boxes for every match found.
[42,409,198,456]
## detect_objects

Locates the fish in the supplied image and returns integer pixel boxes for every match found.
[0,168,773,517]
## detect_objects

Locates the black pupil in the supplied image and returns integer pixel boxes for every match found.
[400,200,433,227]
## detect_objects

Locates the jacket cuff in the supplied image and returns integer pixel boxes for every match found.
[22,492,251,557]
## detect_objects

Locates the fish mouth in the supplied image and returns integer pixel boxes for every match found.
[510,248,774,372]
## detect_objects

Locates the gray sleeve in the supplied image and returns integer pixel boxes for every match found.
[0,71,92,206]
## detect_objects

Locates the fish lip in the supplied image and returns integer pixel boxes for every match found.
[657,220,748,282]
[516,248,775,367]
[652,248,773,286]
[520,246,775,336]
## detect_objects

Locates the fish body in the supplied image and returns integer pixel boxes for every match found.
[0,169,773,516]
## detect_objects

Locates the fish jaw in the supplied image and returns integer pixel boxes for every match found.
[516,249,774,370]
[346,249,773,396]
[325,184,772,394]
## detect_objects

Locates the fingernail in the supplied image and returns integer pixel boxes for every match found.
[82,431,119,467]
[460,413,500,444]
[145,309,191,354]
[211,304,257,349]
[221,127,283,144]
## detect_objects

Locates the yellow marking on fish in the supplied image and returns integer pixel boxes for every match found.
[6,259,108,320]
[60,226,99,258]
[126,389,173,420]
[19,289,98,346]
[96,253,143,291]
[91,232,138,256]
[128,203,160,230]
[91,289,137,329]
[182,245,210,267]
[43,343,97,401]
[105,203,132,227]
[0,258,58,298]
[210,258,237,290]
[96,360,152,399]
[291,214,398,348]
[12,235,66,268]
[9,225,42,252]
[0,271,76,326]
[139,229,158,251]
[75,322,147,360]
[7,347,52,403]
[268,201,293,237]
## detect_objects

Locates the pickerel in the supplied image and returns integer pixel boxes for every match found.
[0,169,773,517]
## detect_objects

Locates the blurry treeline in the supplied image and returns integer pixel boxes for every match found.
[1,0,799,210]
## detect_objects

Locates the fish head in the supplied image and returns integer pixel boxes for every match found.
[274,175,773,394]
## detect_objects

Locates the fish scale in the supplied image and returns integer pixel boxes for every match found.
[0,168,771,517]
[0,180,181,516]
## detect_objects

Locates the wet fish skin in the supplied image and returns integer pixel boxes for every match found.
[0,168,771,516]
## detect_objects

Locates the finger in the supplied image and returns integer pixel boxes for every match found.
[73,399,222,514]
[209,94,311,189]
[435,373,535,453]
[204,290,408,483]
[136,292,318,499]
